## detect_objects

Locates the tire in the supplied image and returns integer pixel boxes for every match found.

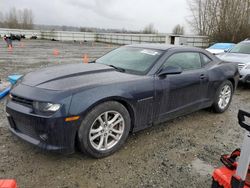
[77,101,131,158]
[212,80,233,113]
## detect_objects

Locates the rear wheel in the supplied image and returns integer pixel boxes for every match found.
[77,101,131,158]
[212,80,233,113]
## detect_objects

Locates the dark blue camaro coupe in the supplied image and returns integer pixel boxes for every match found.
[6,44,239,158]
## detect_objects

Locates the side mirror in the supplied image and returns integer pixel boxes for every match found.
[158,66,183,77]
[224,49,229,53]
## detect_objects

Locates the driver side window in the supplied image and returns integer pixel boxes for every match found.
[163,52,202,71]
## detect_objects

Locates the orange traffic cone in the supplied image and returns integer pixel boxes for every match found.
[53,49,59,56]
[0,179,17,188]
[19,42,24,48]
[83,54,89,64]
[8,45,13,52]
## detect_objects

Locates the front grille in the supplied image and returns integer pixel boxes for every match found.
[13,118,39,139]
[238,63,246,71]
[11,95,33,107]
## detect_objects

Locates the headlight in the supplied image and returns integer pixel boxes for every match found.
[33,101,61,114]
[245,64,250,69]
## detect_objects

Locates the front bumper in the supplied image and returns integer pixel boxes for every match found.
[6,100,80,154]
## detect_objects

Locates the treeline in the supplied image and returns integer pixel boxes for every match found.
[80,27,142,34]
[188,0,250,43]
[0,7,34,29]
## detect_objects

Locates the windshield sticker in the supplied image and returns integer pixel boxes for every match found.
[140,49,158,56]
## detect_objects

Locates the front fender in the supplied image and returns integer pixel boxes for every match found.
[69,86,136,116]
[69,79,155,132]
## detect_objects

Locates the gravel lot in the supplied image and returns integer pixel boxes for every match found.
[0,39,249,188]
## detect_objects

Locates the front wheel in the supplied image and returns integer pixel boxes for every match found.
[212,80,233,113]
[77,101,131,158]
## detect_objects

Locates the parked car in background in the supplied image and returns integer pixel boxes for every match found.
[5,44,239,158]
[30,33,38,39]
[10,33,21,41]
[20,34,25,39]
[218,40,250,83]
[206,43,235,55]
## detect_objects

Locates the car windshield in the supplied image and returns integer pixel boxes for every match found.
[209,43,234,50]
[96,47,163,74]
[229,42,250,54]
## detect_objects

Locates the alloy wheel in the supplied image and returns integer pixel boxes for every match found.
[218,85,232,110]
[89,111,125,151]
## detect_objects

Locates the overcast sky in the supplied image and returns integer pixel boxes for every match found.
[2,0,192,33]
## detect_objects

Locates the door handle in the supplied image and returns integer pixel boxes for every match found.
[200,74,207,79]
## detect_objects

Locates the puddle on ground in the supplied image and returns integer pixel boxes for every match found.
[192,158,214,176]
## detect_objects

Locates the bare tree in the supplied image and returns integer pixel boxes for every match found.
[21,8,33,29]
[142,23,158,34]
[0,11,5,27]
[6,7,19,28]
[0,7,34,29]
[188,0,250,42]
[172,24,185,35]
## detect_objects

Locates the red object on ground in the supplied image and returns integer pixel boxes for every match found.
[83,54,89,64]
[8,45,13,52]
[0,180,17,188]
[212,166,250,188]
[212,111,250,188]
[212,149,250,188]
[19,42,24,48]
[53,49,59,56]
[213,166,236,188]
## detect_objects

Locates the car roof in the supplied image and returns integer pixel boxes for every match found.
[126,43,202,51]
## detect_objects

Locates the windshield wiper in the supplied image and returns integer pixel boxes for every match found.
[108,65,125,72]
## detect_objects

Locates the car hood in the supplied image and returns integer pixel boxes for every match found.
[218,53,250,64]
[206,49,225,55]
[21,63,142,91]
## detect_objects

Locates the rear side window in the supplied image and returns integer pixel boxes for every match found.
[163,52,202,70]
[200,53,212,66]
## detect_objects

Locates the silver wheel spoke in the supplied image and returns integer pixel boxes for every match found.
[98,116,105,126]
[97,135,104,150]
[90,132,102,141]
[104,135,108,149]
[109,133,118,141]
[218,99,223,107]
[111,118,122,128]
[90,127,103,134]
[111,128,123,134]
[222,99,226,108]
[109,114,120,124]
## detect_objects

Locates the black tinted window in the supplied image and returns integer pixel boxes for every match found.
[163,52,202,70]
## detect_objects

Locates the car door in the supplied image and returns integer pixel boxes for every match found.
[156,51,209,120]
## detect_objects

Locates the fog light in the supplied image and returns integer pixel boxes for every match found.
[39,133,48,141]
